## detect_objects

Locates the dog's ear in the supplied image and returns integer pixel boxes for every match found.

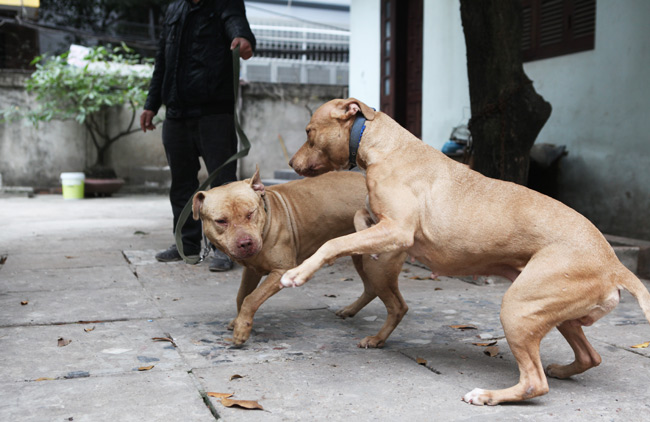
[334,98,376,121]
[248,165,265,195]
[192,191,206,221]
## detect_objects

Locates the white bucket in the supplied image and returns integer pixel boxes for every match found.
[60,172,85,200]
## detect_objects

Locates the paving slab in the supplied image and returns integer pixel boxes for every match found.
[0,319,187,382]
[1,250,129,272]
[0,370,214,422]
[0,195,171,254]
[192,351,650,422]
[0,265,139,292]
[0,286,161,326]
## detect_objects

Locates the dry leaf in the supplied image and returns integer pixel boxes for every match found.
[434,287,443,291]
[484,346,500,357]
[416,357,427,365]
[472,341,497,347]
[230,374,244,381]
[409,276,427,280]
[324,294,336,298]
[21,300,29,306]
[138,365,154,371]
[84,326,95,333]
[57,337,72,347]
[340,277,353,281]
[221,397,264,410]
[450,324,477,330]
[630,341,650,349]
[152,335,177,347]
[35,377,55,382]
[207,392,233,398]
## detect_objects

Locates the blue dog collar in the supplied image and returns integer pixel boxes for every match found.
[348,114,367,169]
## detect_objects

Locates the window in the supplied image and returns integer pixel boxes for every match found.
[521,0,596,62]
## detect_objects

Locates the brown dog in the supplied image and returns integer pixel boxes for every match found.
[192,168,406,347]
[281,98,650,405]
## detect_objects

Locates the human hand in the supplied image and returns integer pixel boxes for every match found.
[231,37,253,60]
[140,110,156,132]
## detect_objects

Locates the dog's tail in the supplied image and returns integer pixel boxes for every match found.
[618,269,650,324]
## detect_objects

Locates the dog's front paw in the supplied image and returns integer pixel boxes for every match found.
[232,318,253,346]
[462,388,494,406]
[281,267,307,288]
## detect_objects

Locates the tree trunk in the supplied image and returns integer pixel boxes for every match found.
[460,0,552,184]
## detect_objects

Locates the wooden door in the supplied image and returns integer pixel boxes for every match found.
[380,0,423,138]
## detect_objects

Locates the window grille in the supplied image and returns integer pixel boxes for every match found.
[241,19,350,85]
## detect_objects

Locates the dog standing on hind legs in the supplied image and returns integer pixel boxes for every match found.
[281,97,650,405]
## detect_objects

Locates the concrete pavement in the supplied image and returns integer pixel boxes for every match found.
[1,193,649,421]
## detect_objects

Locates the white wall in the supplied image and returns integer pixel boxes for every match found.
[349,0,381,108]
[523,0,650,239]
[350,0,469,148]
[421,0,470,149]
[348,0,650,239]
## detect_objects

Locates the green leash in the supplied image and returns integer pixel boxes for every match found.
[173,46,251,264]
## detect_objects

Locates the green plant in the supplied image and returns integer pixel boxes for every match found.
[4,43,154,178]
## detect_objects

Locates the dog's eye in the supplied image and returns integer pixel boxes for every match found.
[246,211,254,220]
[215,218,228,226]
[306,128,311,136]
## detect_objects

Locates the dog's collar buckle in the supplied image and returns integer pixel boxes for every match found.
[349,114,367,169]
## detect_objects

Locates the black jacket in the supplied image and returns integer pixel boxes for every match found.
[144,0,256,119]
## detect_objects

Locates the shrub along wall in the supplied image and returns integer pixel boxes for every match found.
[0,70,346,189]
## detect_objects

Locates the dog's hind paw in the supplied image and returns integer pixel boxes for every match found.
[335,307,355,319]
[462,388,492,406]
[358,336,385,348]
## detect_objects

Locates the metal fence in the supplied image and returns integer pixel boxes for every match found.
[241,20,349,85]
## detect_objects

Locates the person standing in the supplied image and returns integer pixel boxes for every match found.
[140,0,255,271]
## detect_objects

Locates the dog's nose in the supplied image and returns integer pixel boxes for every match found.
[238,237,253,251]
[288,157,294,168]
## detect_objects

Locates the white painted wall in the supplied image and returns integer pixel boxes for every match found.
[348,0,650,239]
[349,0,381,108]
[350,0,469,148]
[523,0,650,239]
[421,0,469,149]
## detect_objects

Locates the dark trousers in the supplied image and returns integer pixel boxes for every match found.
[162,114,237,254]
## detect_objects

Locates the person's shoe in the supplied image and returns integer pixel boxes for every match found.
[209,249,234,272]
[155,244,199,263]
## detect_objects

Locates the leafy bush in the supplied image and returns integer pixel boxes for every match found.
[3,43,154,177]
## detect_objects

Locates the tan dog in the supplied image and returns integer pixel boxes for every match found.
[192,168,406,347]
[281,98,650,405]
